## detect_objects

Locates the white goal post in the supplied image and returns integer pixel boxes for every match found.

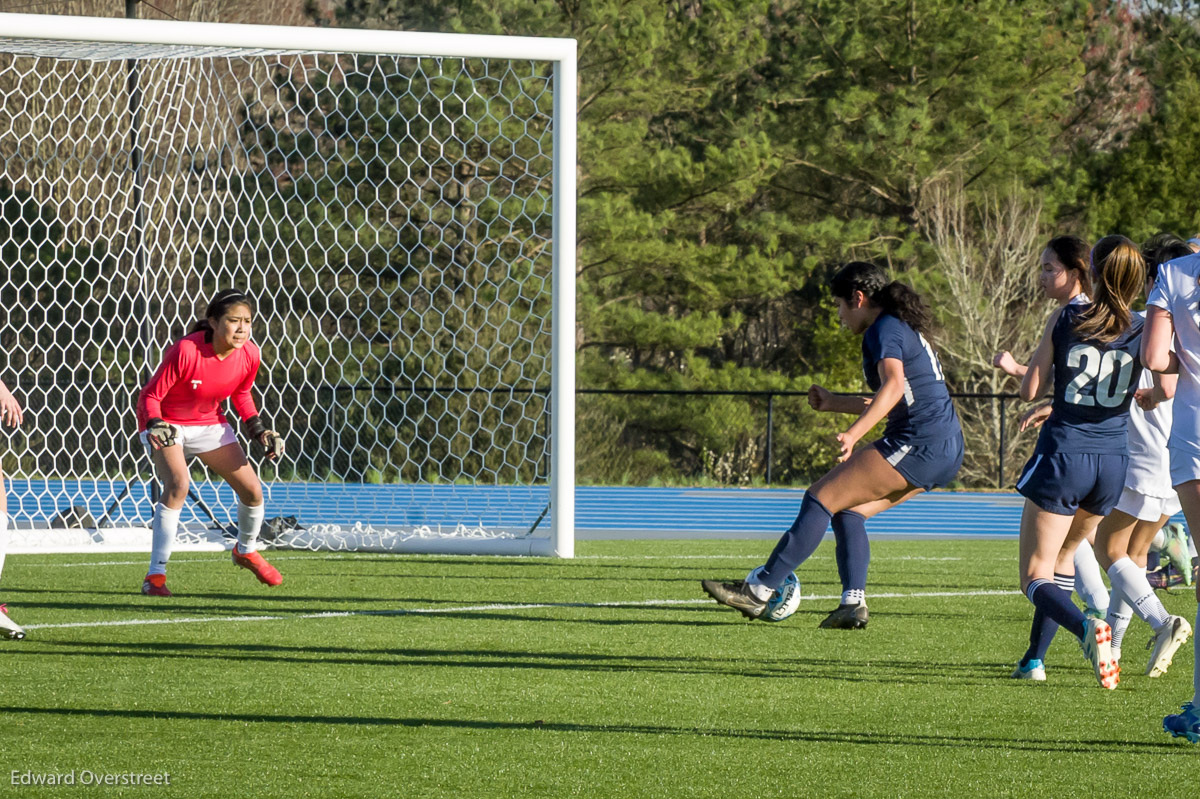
[0,13,576,557]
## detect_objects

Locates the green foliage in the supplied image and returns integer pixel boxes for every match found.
[1084,8,1200,240]
[757,0,1105,266]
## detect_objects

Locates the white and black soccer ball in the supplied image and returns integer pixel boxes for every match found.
[762,572,801,622]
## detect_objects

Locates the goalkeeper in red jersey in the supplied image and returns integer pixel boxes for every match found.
[135,289,285,596]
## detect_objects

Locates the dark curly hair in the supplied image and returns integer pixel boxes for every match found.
[830,261,933,337]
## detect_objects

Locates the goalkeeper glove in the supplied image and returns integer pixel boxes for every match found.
[245,415,285,460]
[145,418,178,450]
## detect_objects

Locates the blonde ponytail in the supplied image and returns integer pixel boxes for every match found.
[1074,235,1144,344]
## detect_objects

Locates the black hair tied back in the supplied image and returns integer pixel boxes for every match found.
[192,288,254,341]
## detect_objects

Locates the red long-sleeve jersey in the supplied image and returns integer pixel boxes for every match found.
[136,331,262,431]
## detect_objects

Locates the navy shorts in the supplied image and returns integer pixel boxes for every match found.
[873,434,964,491]
[1015,452,1129,516]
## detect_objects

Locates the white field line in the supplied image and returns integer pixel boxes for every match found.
[17,553,966,568]
[21,589,1019,632]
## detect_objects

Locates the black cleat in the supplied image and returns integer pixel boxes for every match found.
[818,602,869,629]
[700,579,767,620]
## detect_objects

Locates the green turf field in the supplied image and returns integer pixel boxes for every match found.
[2,539,1196,797]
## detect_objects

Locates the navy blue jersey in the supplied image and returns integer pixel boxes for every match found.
[861,313,960,445]
[1036,304,1144,454]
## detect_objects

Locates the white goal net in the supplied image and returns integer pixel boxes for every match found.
[0,13,576,556]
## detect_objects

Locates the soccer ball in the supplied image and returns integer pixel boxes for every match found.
[762,572,801,622]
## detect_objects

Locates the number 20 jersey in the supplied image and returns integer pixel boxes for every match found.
[1036,303,1144,454]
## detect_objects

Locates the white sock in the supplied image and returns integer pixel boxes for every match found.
[0,511,8,581]
[1152,528,1167,551]
[744,566,773,601]
[236,502,266,554]
[149,504,181,577]
[1190,531,1198,559]
[1108,557,1170,629]
[1105,586,1133,652]
[841,589,865,605]
[1074,540,1109,612]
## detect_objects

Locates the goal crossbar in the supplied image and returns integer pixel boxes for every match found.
[0,12,576,61]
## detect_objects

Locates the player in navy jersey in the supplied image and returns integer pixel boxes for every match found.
[1012,237,1191,681]
[700,261,963,625]
[996,236,1110,681]
[1014,235,1146,690]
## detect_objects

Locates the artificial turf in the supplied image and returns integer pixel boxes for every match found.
[1,538,1196,797]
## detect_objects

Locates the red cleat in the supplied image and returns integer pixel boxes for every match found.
[141,573,173,597]
[0,603,25,640]
[231,545,282,586]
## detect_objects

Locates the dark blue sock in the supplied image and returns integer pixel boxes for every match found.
[1020,574,1073,665]
[1026,578,1086,640]
[1147,550,1161,571]
[759,493,833,589]
[832,510,869,593]
[1020,607,1059,666]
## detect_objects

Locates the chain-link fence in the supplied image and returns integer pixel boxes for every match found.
[576,388,1033,489]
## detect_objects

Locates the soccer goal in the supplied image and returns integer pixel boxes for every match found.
[0,13,576,557]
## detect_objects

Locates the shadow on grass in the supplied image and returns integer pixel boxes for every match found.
[11,595,760,626]
[0,704,1186,755]
[303,570,741,585]
[0,586,530,616]
[22,638,1020,685]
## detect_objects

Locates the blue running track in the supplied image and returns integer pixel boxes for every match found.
[573,487,1031,539]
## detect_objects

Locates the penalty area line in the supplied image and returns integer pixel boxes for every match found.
[22,589,1020,632]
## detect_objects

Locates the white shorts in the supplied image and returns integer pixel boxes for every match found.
[1169,446,1200,488]
[140,422,238,458]
[1114,486,1182,522]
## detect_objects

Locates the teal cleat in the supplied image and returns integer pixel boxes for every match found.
[1010,658,1046,681]
[1163,702,1200,743]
